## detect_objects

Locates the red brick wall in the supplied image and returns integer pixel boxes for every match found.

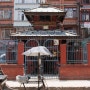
[60,64,90,80]
[1,64,24,80]
[0,41,24,80]
[17,41,24,65]
[60,44,66,64]
[60,43,90,80]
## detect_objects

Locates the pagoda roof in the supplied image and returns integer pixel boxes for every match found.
[24,4,66,22]
[24,4,66,14]
[25,7,64,13]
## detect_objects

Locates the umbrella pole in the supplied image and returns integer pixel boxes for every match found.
[38,53,41,90]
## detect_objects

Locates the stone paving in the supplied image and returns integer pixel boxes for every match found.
[4,79,90,90]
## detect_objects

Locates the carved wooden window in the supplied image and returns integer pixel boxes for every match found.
[39,15,51,21]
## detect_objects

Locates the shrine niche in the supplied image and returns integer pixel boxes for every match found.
[10,2,78,80]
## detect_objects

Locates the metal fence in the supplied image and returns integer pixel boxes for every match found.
[24,37,88,79]
[66,39,87,64]
[24,38,59,79]
[0,40,18,64]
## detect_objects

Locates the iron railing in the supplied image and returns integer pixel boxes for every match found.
[0,40,18,64]
[66,39,87,64]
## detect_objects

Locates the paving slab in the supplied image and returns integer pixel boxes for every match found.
[5,79,90,90]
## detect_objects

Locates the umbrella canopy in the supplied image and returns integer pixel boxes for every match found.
[22,46,52,56]
[22,46,52,89]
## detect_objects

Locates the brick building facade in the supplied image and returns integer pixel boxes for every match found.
[0,0,15,40]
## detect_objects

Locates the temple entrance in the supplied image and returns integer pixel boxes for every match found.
[24,38,60,79]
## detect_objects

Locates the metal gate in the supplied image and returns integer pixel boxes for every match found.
[24,39,59,79]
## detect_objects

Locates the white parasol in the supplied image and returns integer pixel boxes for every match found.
[22,46,52,56]
[22,46,52,90]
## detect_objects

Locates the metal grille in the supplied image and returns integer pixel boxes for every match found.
[24,38,59,79]
[43,39,59,76]
[0,40,18,64]
[66,39,87,64]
